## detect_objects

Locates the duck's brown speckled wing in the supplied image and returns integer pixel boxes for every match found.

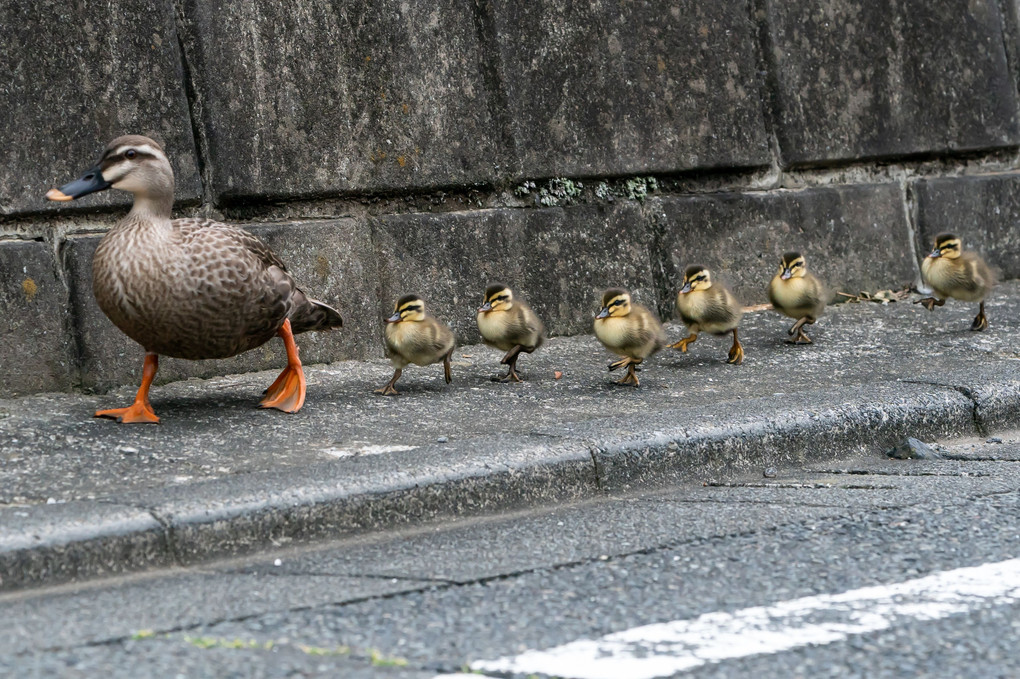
[174,218,288,271]
[147,218,289,358]
[120,218,337,360]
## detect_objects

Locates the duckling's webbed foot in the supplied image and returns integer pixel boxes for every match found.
[727,329,744,365]
[785,328,813,345]
[971,302,988,332]
[608,357,631,372]
[914,297,945,312]
[615,362,640,386]
[374,368,402,396]
[668,333,697,353]
[784,317,813,345]
[493,352,524,382]
[494,346,525,382]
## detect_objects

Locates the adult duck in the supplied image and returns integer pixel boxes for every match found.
[46,135,342,422]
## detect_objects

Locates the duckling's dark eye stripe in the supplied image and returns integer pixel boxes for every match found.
[401,304,422,313]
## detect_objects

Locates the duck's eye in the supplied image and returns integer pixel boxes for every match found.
[125,149,137,159]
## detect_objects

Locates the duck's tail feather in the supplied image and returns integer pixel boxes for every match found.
[289,292,344,334]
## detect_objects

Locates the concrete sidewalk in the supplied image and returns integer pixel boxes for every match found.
[1,282,1018,591]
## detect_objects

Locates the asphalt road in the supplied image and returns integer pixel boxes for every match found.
[2,433,1020,678]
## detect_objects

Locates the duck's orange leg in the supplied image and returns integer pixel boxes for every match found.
[95,353,160,424]
[259,319,306,413]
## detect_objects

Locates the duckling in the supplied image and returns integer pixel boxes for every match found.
[45,135,342,423]
[476,284,546,382]
[375,295,456,395]
[670,265,744,364]
[593,288,666,386]
[914,233,996,331]
[768,252,828,344]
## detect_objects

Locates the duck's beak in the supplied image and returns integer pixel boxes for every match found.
[595,307,610,319]
[46,164,111,201]
[384,312,402,323]
[478,301,492,312]
[780,269,793,280]
[680,282,693,294]
[928,248,942,258]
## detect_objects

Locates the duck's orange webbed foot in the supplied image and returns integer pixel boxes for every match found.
[95,402,160,424]
[95,353,160,424]
[260,365,306,412]
[259,319,307,413]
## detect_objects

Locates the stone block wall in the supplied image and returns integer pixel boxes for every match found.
[2,0,1019,395]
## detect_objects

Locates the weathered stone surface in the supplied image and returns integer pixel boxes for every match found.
[0,0,200,216]
[650,183,917,311]
[765,0,1019,165]
[914,173,1020,281]
[372,203,657,345]
[63,219,377,393]
[489,0,770,177]
[0,240,74,395]
[179,0,510,201]
[0,501,169,591]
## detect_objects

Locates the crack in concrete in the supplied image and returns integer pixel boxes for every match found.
[903,379,987,437]
[215,568,456,585]
[704,481,900,490]
[170,0,217,216]
[146,508,184,568]
[901,177,924,288]
[810,468,995,477]
[747,0,786,176]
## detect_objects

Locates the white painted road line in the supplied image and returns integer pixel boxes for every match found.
[435,558,1020,679]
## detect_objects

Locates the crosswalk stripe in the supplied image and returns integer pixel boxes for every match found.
[435,557,1020,679]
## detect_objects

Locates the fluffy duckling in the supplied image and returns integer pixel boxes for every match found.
[768,252,828,344]
[45,135,342,423]
[376,295,456,395]
[915,233,996,331]
[476,284,546,382]
[593,288,666,386]
[670,265,744,364]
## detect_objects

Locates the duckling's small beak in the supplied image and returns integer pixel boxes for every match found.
[680,282,693,294]
[780,269,793,280]
[46,164,112,201]
[595,307,610,319]
[478,301,492,312]
[928,248,942,258]
[384,312,401,323]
